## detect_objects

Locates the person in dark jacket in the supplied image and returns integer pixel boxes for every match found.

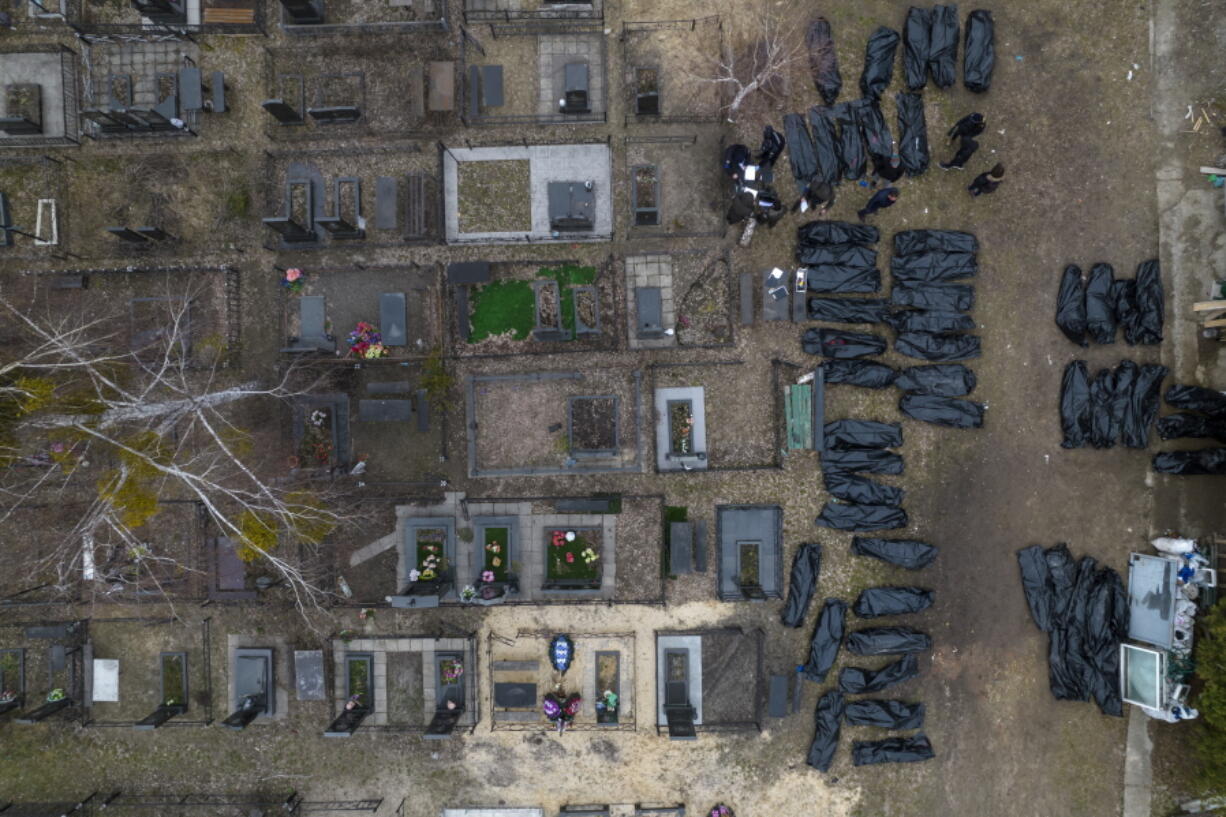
[871,153,905,186]
[726,191,755,224]
[947,112,985,142]
[940,136,979,170]
[857,187,899,222]
[792,178,836,215]
[722,144,750,181]
[968,163,1005,196]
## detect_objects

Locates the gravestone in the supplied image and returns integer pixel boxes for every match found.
[482,65,504,108]
[179,67,203,112]
[548,181,595,232]
[210,71,227,113]
[561,62,590,113]
[316,177,363,239]
[294,651,325,701]
[447,261,491,285]
[280,0,323,23]
[375,177,398,230]
[636,287,664,338]
[262,99,303,125]
[0,84,41,135]
[107,227,148,243]
[307,106,361,124]
[136,226,173,241]
[380,293,407,346]
[358,399,413,422]
[428,62,454,112]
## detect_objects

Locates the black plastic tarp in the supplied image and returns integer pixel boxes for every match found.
[899,394,985,428]
[798,220,880,246]
[805,266,883,294]
[822,359,899,388]
[894,363,977,396]
[1085,263,1116,344]
[807,18,842,106]
[894,331,981,362]
[1134,259,1164,345]
[851,537,938,569]
[1059,360,1091,449]
[852,735,935,766]
[893,229,979,256]
[890,282,974,312]
[824,419,903,450]
[821,448,904,475]
[783,113,818,195]
[856,98,894,164]
[1055,264,1088,346]
[845,699,925,729]
[809,297,891,324]
[1089,367,1117,448]
[1153,448,1226,475]
[839,654,919,694]
[853,586,934,617]
[796,242,878,269]
[807,106,842,187]
[1016,544,1129,715]
[885,309,976,334]
[890,251,978,282]
[1165,384,1226,418]
[803,599,847,682]
[1113,278,1139,345]
[927,5,959,88]
[861,26,900,100]
[806,690,844,772]
[962,9,995,92]
[895,91,930,175]
[1157,412,1226,442]
[823,471,906,506]
[834,102,867,180]
[845,627,932,655]
[803,328,887,358]
[816,502,908,532]
[1121,364,1168,449]
[781,542,823,628]
[903,7,931,90]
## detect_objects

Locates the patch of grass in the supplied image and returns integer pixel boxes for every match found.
[224,187,251,220]
[552,264,597,333]
[481,526,509,581]
[664,506,688,523]
[547,529,601,581]
[469,279,535,341]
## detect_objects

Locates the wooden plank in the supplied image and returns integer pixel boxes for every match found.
[812,368,825,452]
[795,382,812,449]
[1199,166,1226,175]
[1192,300,1226,312]
[783,386,795,448]
[1204,318,1226,328]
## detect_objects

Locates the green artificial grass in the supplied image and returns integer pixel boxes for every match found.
[415,529,446,580]
[547,530,601,581]
[467,265,597,343]
[664,506,689,523]
[481,526,509,581]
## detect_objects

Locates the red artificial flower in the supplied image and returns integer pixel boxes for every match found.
[565,552,575,563]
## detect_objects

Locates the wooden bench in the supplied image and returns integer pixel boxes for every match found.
[203,6,255,24]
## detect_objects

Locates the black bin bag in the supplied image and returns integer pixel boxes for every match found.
[845,627,932,655]
[1153,448,1226,476]
[1165,384,1226,418]
[806,690,845,772]
[822,359,898,389]
[834,102,867,180]
[890,282,974,312]
[894,331,981,362]
[1085,263,1116,344]
[816,502,908,532]
[807,106,842,187]
[894,363,977,396]
[895,91,930,176]
[824,419,903,450]
[900,394,985,428]
[853,586,934,617]
[1060,360,1091,449]
[962,9,995,92]
[894,229,979,256]
[860,26,900,100]
[1157,412,1226,443]
[845,699,925,729]
[1134,259,1164,345]
[839,654,919,694]
[852,735,935,766]
[798,220,880,246]
[928,5,959,88]
[807,18,842,106]
[809,297,891,324]
[885,310,976,334]
[824,471,905,506]
[783,113,818,195]
[1056,264,1088,346]
[903,7,931,90]
[803,599,847,682]
[851,537,938,569]
[781,542,823,628]
[803,328,887,359]
[821,448,904,475]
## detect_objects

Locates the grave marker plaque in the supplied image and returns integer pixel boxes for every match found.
[262,99,302,124]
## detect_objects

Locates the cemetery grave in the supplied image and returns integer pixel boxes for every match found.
[620,16,724,123]
[0,44,78,147]
[463,0,603,22]
[279,0,444,30]
[624,129,727,239]
[457,159,531,233]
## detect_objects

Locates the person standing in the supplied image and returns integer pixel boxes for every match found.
[947,112,986,142]
[940,136,979,170]
[792,178,836,215]
[857,187,899,222]
[968,163,1005,196]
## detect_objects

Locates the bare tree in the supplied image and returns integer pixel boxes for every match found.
[690,6,805,122]
[0,284,352,625]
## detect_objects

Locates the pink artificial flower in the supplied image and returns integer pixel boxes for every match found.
[285,268,302,282]
[481,570,495,583]
[565,552,575,563]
